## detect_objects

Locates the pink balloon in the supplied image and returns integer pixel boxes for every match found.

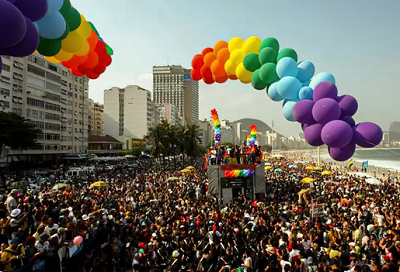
[73,236,83,245]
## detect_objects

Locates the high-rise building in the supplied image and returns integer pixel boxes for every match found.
[198,120,213,147]
[0,53,89,163]
[103,85,152,139]
[153,65,199,125]
[88,99,104,136]
[157,103,181,126]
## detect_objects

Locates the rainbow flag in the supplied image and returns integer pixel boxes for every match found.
[223,153,229,164]
[204,154,208,170]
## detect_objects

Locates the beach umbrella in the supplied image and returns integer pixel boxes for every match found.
[301,177,315,184]
[90,181,110,188]
[365,178,382,186]
[52,183,69,191]
[265,166,273,170]
[289,165,297,169]
[274,168,284,173]
[321,170,332,176]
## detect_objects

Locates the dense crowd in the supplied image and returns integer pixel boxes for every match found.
[0,155,400,272]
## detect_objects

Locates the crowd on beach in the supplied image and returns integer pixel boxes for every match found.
[0,153,400,272]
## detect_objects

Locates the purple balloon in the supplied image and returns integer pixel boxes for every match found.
[312,98,341,125]
[328,142,356,161]
[13,0,48,22]
[337,95,358,117]
[0,56,2,74]
[304,123,324,146]
[313,81,338,102]
[321,120,353,148]
[6,0,17,3]
[341,116,356,127]
[293,100,315,124]
[0,0,27,48]
[0,18,39,57]
[353,122,383,148]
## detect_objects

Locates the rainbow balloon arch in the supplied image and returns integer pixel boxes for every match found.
[191,37,383,161]
[0,0,113,80]
[246,124,257,147]
[211,109,221,148]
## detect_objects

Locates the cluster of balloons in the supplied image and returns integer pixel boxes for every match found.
[224,169,255,178]
[246,124,257,147]
[0,0,113,80]
[191,36,383,162]
[211,109,221,148]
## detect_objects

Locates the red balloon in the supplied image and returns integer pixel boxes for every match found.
[70,67,83,76]
[191,54,204,70]
[76,65,90,75]
[228,75,238,80]
[200,65,212,79]
[214,75,228,84]
[87,31,98,53]
[79,51,99,69]
[62,55,88,69]
[202,47,213,57]
[190,69,202,81]
[203,76,215,85]
[101,54,112,66]
[86,71,100,80]
[92,62,106,74]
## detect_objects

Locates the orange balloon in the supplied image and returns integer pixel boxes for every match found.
[228,75,238,80]
[217,48,230,63]
[202,47,213,57]
[87,31,99,53]
[213,41,228,55]
[203,52,216,67]
[214,75,228,84]
[211,60,226,78]
[80,51,99,69]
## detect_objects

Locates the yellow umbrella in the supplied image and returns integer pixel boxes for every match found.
[181,169,191,173]
[301,177,315,184]
[90,181,110,188]
[314,166,323,171]
[264,166,273,170]
[305,166,315,170]
[186,166,196,172]
[321,170,332,176]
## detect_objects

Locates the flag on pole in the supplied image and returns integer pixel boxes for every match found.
[204,154,208,170]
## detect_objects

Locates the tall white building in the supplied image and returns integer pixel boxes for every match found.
[103,85,152,139]
[0,53,89,163]
[153,65,199,125]
[158,103,180,126]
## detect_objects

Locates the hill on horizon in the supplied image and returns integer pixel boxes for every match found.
[231,118,284,137]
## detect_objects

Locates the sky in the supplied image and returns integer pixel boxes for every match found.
[72,0,400,137]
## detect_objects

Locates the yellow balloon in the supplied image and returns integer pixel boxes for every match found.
[228,37,244,53]
[61,31,82,53]
[54,49,73,62]
[77,17,92,39]
[236,63,252,84]
[230,49,244,66]
[75,40,89,56]
[224,60,236,76]
[45,56,61,64]
[242,36,262,56]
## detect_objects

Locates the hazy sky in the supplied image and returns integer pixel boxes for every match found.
[73,0,399,137]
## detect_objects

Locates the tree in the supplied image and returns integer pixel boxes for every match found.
[144,124,167,162]
[185,123,202,158]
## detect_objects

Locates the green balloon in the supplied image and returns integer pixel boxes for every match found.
[259,63,279,84]
[64,7,81,31]
[59,23,70,40]
[251,69,269,90]
[88,22,100,37]
[277,48,298,62]
[106,44,113,55]
[243,53,261,72]
[260,37,279,53]
[259,47,277,65]
[59,0,72,16]
[37,38,62,57]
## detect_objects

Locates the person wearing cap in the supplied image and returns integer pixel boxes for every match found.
[0,237,25,272]
[5,189,17,214]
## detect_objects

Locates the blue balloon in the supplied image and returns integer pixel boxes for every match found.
[47,0,63,13]
[267,82,284,101]
[302,80,310,87]
[277,76,301,100]
[36,12,66,39]
[282,100,298,122]
[276,57,298,78]
[299,87,313,100]
[297,60,315,82]
[309,72,336,90]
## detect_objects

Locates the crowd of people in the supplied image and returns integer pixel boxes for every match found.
[0,154,399,272]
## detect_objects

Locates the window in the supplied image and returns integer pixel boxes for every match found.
[44,92,60,102]
[46,72,61,83]
[27,76,45,87]
[68,91,73,97]
[44,133,60,140]
[44,112,60,121]
[1,76,10,84]
[12,84,22,93]
[29,121,44,129]
[2,64,10,72]
[0,100,10,108]
[44,123,60,131]
[48,64,58,72]
[27,97,45,108]
[28,55,45,67]
[28,64,45,77]
[62,71,68,77]
[27,86,45,97]
[45,81,61,92]
[0,88,10,96]
[44,102,61,112]
[12,108,22,115]
[12,96,23,104]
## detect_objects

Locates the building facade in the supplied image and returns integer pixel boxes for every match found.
[153,65,199,125]
[0,53,89,163]
[88,99,104,136]
[157,103,181,126]
[198,120,213,147]
[103,85,152,139]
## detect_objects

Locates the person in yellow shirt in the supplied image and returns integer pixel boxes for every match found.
[0,237,26,272]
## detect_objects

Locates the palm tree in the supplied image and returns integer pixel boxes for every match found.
[185,123,202,158]
[145,124,167,165]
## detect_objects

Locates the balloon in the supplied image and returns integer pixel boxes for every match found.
[217,48,230,63]
[64,7,82,31]
[242,36,261,55]
[228,37,244,53]
[214,75,228,84]
[302,80,310,87]
[76,16,92,39]
[73,236,83,245]
[47,0,63,12]
[353,122,383,148]
[213,40,228,55]
[321,120,353,148]
[277,48,298,62]
[86,71,100,80]
[79,51,99,69]
[328,143,356,161]
[61,31,82,53]
[337,95,358,117]
[59,0,72,14]
[45,56,61,64]
[298,87,313,100]
[276,57,298,78]
[251,69,268,90]
[293,100,315,124]
[282,100,297,122]
[62,54,87,68]
[203,76,215,85]
[75,40,89,56]
[304,124,324,146]
[0,18,39,57]
[203,52,216,67]
[191,69,202,81]
[266,82,284,101]
[202,47,213,57]
[53,49,72,61]
[259,63,279,84]
[259,47,277,65]
[313,81,338,102]
[341,116,356,127]
[200,65,212,79]
[243,53,261,72]
[87,31,98,53]
[13,0,48,22]
[224,60,236,76]
[297,60,315,83]
[191,54,204,70]
[36,12,66,39]
[0,1,26,48]
[0,57,2,74]
[70,67,83,76]
[230,49,245,66]
[309,72,336,89]
[277,76,301,100]
[260,37,279,53]
[228,74,237,80]
[37,38,62,56]
[312,98,341,125]
[211,60,226,78]
[236,63,252,84]
[105,43,113,55]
